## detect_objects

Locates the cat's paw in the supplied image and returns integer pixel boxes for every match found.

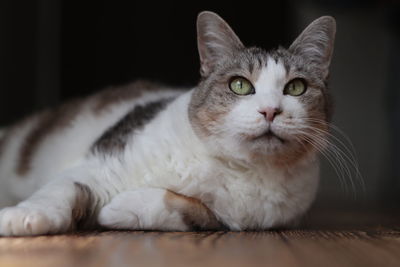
[98,188,187,231]
[98,204,140,229]
[0,206,70,236]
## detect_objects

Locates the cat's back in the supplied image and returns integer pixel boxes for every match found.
[0,81,183,204]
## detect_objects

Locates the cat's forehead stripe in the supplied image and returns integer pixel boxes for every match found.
[254,56,287,95]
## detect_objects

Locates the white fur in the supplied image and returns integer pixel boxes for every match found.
[98,188,188,231]
[0,81,320,235]
[0,90,182,204]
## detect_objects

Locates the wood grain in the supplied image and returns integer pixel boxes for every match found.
[1,209,400,267]
[0,229,399,267]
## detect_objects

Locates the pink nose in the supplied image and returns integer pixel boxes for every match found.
[258,107,282,122]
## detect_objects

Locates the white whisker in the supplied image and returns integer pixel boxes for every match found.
[284,117,364,196]
[294,130,351,193]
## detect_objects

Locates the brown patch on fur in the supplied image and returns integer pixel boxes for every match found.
[164,190,222,230]
[194,108,225,137]
[93,80,165,114]
[16,99,83,176]
[72,182,96,230]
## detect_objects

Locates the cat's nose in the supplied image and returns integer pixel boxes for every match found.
[258,107,282,122]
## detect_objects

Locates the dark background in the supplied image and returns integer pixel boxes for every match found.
[0,0,399,213]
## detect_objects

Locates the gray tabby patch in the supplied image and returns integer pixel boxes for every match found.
[92,97,174,154]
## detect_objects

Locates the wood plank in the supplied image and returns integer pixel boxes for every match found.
[0,229,400,267]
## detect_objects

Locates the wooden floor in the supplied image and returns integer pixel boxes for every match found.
[1,209,400,267]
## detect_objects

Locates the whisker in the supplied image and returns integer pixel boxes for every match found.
[295,125,361,178]
[286,117,364,196]
[294,130,351,193]
[300,119,364,189]
[296,118,361,172]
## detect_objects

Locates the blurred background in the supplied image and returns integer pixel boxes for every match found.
[0,0,399,220]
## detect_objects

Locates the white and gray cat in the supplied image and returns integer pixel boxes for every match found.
[0,11,335,236]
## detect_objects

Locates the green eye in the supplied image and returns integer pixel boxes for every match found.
[284,78,307,96]
[229,77,255,95]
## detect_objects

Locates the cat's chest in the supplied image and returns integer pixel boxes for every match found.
[187,161,319,230]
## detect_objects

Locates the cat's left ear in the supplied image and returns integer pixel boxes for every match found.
[197,11,244,77]
[289,16,336,80]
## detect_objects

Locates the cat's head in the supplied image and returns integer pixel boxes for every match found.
[189,11,336,165]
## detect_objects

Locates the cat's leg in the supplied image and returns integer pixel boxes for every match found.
[0,172,106,236]
[98,188,222,231]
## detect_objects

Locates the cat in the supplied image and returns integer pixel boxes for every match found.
[0,11,335,236]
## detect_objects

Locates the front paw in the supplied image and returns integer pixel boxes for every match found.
[98,204,140,229]
[0,206,70,236]
[98,188,188,231]
[97,189,159,230]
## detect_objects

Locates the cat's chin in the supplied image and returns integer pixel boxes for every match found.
[244,133,287,155]
[244,129,311,158]
[253,130,285,144]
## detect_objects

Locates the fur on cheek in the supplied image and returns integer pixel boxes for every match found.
[191,106,228,138]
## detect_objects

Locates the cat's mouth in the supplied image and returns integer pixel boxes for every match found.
[254,130,285,143]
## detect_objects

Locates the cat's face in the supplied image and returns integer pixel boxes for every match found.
[189,12,336,164]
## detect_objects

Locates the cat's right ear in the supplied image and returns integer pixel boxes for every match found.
[197,11,244,77]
